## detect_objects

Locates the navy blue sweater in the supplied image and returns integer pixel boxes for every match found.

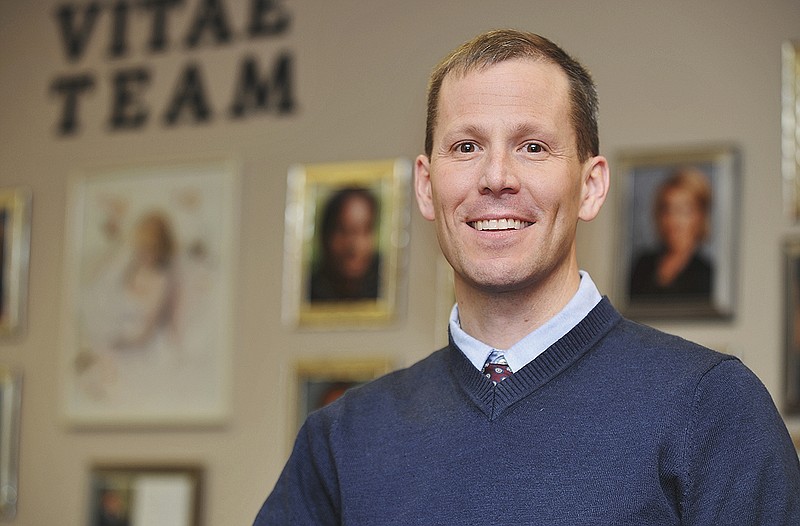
[255,299,800,525]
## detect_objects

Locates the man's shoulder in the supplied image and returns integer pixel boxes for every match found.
[601,315,737,376]
[357,347,450,395]
[304,348,452,436]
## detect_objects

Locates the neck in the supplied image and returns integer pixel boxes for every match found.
[454,266,581,350]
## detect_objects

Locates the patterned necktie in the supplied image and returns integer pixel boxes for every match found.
[482,350,512,384]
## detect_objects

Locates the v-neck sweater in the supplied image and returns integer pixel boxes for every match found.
[453,294,615,422]
[254,299,800,525]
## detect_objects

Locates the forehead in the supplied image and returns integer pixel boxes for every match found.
[436,58,572,132]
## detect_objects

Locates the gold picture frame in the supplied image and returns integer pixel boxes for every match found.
[615,145,739,320]
[88,463,203,526]
[0,187,31,338]
[783,40,800,221]
[282,159,411,328]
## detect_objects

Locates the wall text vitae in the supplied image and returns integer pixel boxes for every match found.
[50,0,296,136]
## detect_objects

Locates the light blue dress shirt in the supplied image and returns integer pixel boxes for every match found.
[449,271,603,373]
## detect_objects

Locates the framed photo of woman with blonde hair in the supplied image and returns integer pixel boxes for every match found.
[616,146,739,320]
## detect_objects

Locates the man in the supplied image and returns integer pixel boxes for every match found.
[254,29,800,525]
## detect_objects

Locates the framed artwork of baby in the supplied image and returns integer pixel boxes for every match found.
[61,160,239,426]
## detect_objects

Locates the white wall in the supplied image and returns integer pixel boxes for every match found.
[1,0,798,524]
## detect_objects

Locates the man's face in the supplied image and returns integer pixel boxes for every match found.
[415,59,605,296]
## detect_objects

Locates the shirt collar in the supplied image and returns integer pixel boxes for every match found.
[449,270,602,372]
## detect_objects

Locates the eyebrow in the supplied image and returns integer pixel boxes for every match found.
[440,120,555,145]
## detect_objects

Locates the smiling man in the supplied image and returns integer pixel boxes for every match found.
[415,51,608,351]
[253,30,800,525]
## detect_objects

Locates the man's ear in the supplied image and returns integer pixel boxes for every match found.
[414,154,436,221]
[578,155,610,222]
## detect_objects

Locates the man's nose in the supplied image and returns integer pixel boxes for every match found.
[479,149,520,195]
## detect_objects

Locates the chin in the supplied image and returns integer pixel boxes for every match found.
[464,269,536,293]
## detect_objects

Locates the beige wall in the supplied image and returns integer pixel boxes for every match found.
[1,0,799,524]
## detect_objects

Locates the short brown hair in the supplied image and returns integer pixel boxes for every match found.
[424,29,599,161]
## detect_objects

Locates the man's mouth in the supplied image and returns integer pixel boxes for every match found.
[469,218,532,231]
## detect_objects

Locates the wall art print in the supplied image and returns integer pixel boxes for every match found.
[62,160,238,426]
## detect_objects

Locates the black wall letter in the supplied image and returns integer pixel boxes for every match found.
[50,74,96,135]
[108,1,130,58]
[109,67,151,130]
[184,0,232,48]
[163,63,212,125]
[229,53,295,118]
[54,2,102,61]
[247,0,290,37]
[139,0,184,53]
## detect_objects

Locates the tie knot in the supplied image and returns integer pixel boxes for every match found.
[485,350,508,366]
[482,351,512,384]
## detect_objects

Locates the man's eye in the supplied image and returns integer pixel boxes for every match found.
[457,142,477,153]
[525,143,544,153]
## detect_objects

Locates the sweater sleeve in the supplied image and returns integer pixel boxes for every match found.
[681,358,800,525]
[252,416,341,526]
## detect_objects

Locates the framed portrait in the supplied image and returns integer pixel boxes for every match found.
[282,159,411,328]
[0,367,21,521]
[0,187,31,338]
[88,464,203,526]
[291,358,391,435]
[615,146,739,320]
[784,239,800,415]
[783,40,800,220]
[61,160,239,427]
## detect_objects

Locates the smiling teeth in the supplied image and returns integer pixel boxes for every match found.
[472,219,531,231]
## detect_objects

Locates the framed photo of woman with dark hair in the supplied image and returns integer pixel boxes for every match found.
[282,159,411,328]
[616,146,739,320]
